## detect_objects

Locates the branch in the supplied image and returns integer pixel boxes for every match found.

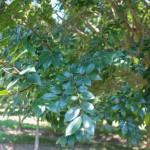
[3,2,52,51]
[43,4,87,36]
[80,16,99,34]
[141,5,149,23]
[13,66,20,74]
[108,0,131,31]
[2,68,12,75]
[19,84,34,93]
[55,11,88,36]
[0,59,21,74]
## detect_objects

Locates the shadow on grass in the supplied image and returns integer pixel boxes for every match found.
[0,132,132,150]
[0,119,147,150]
[0,132,56,146]
[0,119,50,131]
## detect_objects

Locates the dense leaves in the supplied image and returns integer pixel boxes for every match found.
[0,0,150,148]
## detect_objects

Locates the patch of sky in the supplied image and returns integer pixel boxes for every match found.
[50,0,65,24]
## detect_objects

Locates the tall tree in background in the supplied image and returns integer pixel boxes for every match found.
[0,0,150,148]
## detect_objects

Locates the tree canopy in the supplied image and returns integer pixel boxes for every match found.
[0,0,150,148]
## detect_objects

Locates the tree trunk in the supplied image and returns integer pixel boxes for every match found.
[147,123,150,149]
[34,117,39,150]
[18,115,22,131]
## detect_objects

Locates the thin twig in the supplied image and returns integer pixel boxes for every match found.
[19,84,34,93]
[4,2,52,51]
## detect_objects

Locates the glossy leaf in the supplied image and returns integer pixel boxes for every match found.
[82,114,95,135]
[26,73,41,85]
[83,77,91,86]
[122,124,128,135]
[65,116,82,136]
[65,106,80,122]
[40,51,52,69]
[56,75,68,82]
[86,64,95,74]
[46,102,59,113]
[7,78,19,90]
[50,86,61,94]
[89,74,102,80]
[19,66,36,75]
[81,102,94,115]
[56,136,67,147]
[81,91,95,100]
[34,105,46,117]
[42,93,58,101]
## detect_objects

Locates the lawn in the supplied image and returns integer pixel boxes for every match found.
[0,116,147,150]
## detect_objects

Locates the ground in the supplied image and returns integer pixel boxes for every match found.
[0,116,147,150]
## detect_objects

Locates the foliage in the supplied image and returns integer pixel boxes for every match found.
[0,0,150,147]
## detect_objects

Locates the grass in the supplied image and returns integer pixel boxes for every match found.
[0,116,147,150]
[0,132,56,146]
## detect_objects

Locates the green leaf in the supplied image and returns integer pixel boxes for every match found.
[137,98,145,103]
[50,86,61,94]
[56,136,67,147]
[78,67,85,75]
[42,93,58,101]
[46,102,59,113]
[56,75,68,82]
[81,102,94,115]
[144,114,150,125]
[34,105,46,117]
[130,136,137,145]
[138,108,144,118]
[65,106,80,122]
[114,98,120,103]
[11,49,28,63]
[75,76,83,85]
[65,116,82,136]
[68,136,75,147]
[82,114,95,135]
[40,51,52,69]
[104,124,112,132]
[130,103,138,112]
[83,77,91,86]
[26,43,36,56]
[63,86,75,95]
[0,90,8,95]
[65,96,79,103]
[26,73,41,85]
[7,78,19,90]
[81,91,95,100]
[89,74,102,80]
[86,64,95,74]
[122,124,128,135]
[51,50,62,66]
[19,66,36,75]
[62,82,71,89]
[112,105,120,111]
[78,86,88,92]
[70,96,79,101]
[63,71,73,78]
[57,97,68,109]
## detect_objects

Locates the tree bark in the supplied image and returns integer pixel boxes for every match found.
[34,117,39,150]
[18,115,22,131]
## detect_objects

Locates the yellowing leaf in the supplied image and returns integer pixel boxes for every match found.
[133,57,139,64]
[0,90,8,95]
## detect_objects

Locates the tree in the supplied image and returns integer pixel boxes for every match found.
[0,0,150,148]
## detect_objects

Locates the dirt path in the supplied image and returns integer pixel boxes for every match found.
[0,144,59,150]
[0,144,90,150]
